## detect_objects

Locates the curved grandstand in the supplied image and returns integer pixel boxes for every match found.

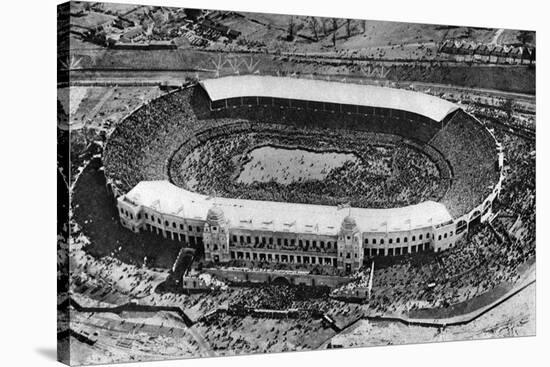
[104,75,503,274]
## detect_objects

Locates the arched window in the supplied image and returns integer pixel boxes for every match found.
[456,220,467,235]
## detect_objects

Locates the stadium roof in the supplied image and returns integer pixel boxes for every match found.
[199,76,459,122]
[123,181,453,235]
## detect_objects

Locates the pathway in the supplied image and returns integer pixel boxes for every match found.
[490,29,505,45]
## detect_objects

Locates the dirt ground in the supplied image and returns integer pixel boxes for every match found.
[195,315,336,356]
[58,86,162,130]
[67,311,205,365]
[327,282,535,349]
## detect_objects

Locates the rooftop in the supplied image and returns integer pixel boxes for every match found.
[123,181,453,235]
[199,75,459,122]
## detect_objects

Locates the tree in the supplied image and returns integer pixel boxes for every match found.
[517,31,534,46]
[309,17,319,41]
[183,8,203,21]
[332,18,338,47]
[287,16,295,41]
[346,19,352,38]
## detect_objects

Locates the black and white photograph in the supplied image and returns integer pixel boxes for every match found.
[53,0,540,365]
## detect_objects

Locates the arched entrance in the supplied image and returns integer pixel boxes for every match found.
[272,276,291,286]
[469,210,482,228]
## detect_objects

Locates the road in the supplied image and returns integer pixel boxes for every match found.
[187,325,217,357]
[65,69,536,104]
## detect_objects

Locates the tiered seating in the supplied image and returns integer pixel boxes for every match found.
[210,102,441,143]
[105,86,450,210]
[429,110,499,217]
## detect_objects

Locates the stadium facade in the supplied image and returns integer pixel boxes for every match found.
[113,76,504,274]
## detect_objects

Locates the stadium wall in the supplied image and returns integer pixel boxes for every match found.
[107,79,503,276]
[117,191,463,269]
[205,268,352,288]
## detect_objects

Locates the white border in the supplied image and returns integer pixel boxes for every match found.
[0,1,546,367]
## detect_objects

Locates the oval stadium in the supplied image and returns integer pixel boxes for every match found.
[104,75,504,277]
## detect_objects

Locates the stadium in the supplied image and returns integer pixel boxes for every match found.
[104,75,504,276]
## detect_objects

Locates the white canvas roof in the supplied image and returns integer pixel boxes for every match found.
[123,181,453,236]
[199,76,458,122]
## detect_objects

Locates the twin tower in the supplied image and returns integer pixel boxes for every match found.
[203,205,364,273]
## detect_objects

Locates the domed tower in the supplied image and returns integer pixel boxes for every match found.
[337,215,364,274]
[203,205,230,263]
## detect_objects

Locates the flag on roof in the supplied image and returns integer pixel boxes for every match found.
[337,202,351,210]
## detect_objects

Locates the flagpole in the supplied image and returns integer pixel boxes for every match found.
[368,261,374,299]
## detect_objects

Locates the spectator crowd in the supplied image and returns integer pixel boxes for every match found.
[103,84,534,321]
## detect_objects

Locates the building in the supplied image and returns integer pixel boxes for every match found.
[438,39,535,65]
[117,181,468,274]
[112,76,504,276]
